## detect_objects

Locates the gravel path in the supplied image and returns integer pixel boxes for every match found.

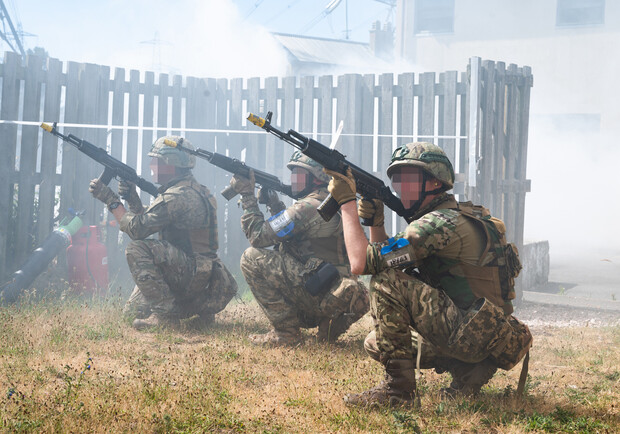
[514,300,620,328]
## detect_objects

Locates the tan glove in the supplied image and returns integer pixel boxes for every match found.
[118,180,143,212]
[258,187,286,215]
[89,179,120,206]
[358,198,385,227]
[324,167,356,205]
[229,170,255,196]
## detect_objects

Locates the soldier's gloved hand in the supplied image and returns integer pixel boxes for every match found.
[230,170,255,196]
[324,167,356,205]
[118,180,143,212]
[258,187,286,215]
[358,197,385,227]
[89,178,120,206]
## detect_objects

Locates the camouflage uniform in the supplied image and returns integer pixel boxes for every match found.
[340,143,531,406]
[121,170,236,322]
[239,187,369,335]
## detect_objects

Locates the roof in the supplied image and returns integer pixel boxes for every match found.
[272,32,380,67]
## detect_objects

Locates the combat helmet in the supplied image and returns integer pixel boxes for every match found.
[387,142,454,190]
[148,136,196,169]
[286,150,330,183]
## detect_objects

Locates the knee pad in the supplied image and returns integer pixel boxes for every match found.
[447,298,513,364]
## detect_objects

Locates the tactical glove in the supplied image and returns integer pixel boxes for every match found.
[358,197,384,227]
[258,187,286,215]
[89,179,120,206]
[118,180,143,213]
[324,167,356,205]
[230,170,255,196]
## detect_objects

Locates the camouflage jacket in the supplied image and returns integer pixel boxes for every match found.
[239,188,349,271]
[120,174,219,257]
[365,193,492,310]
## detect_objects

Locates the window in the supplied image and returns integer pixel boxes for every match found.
[414,0,455,34]
[556,0,605,26]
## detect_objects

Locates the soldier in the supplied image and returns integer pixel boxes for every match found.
[324,142,531,407]
[228,151,369,345]
[89,136,237,330]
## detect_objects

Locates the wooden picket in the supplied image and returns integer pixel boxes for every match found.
[0,52,533,290]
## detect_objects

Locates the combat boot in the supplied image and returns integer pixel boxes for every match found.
[441,358,498,397]
[344,359,416,407]
[132,312,178,331]
[248,327,302,346]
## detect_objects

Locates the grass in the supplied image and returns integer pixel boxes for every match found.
[1,294,618,433]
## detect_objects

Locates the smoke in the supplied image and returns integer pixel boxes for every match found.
[20,0,289,78]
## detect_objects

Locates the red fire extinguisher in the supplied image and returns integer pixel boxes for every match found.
[66,225,109,294]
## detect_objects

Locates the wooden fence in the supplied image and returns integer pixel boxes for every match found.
[0,51,532,285]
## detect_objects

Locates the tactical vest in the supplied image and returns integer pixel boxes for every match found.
[420,202,521,315]
[282,189,348,269]
[160,177,219,257]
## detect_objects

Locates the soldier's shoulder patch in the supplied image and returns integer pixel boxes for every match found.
[380,237,415,269]
[268,210,294,237]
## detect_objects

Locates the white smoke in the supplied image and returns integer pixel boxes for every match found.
[21,0,289,78]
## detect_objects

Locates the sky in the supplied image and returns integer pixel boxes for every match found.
[8,0,395,78]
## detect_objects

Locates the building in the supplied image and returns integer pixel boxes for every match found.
[273,21,394,76]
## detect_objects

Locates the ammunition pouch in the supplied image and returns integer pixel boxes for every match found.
[448,298,532,370]
[303,258,340,297]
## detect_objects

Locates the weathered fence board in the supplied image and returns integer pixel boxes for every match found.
[38,57,63,244]
[0,54,533,289]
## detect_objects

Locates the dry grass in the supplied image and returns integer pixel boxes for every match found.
[1,295,618,433]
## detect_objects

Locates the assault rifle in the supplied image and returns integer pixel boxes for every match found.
[40,122,159,197]
[163,138,293,200]
[247,111,407,224]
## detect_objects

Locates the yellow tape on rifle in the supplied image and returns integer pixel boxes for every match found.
[163,138,178,147]
[40,122,53,132]
[247,113,265,128]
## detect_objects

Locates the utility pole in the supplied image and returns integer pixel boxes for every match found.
[0,0,26,58]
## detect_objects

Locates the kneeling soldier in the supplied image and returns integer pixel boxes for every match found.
[229,151,369,345]
[90,136,237,329]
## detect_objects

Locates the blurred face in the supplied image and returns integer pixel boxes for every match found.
[150,157,176,185]
[390,166,425,209]
[291,167,312,197]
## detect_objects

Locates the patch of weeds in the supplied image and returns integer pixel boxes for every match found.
[604,370,620,381]
[58,352,93,412]
[391,409,421,433]
[143,383,170,404]
[50,326,68,346]
[523,407,610,432]
[455,399,488,413]
[551,346,577,359]
[564,386,599,405]
[222,350,240,361]
[328,410,371,432]
[434,401,447,416]
[284,397,306,407]
[83,324,121,341]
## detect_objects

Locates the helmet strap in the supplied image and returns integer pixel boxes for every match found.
[402,172,445,221]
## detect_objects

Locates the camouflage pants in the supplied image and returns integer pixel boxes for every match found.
[369,268,466,363]
[364,329,448,368]
[240,246,369,330]
[124,239,236,318]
